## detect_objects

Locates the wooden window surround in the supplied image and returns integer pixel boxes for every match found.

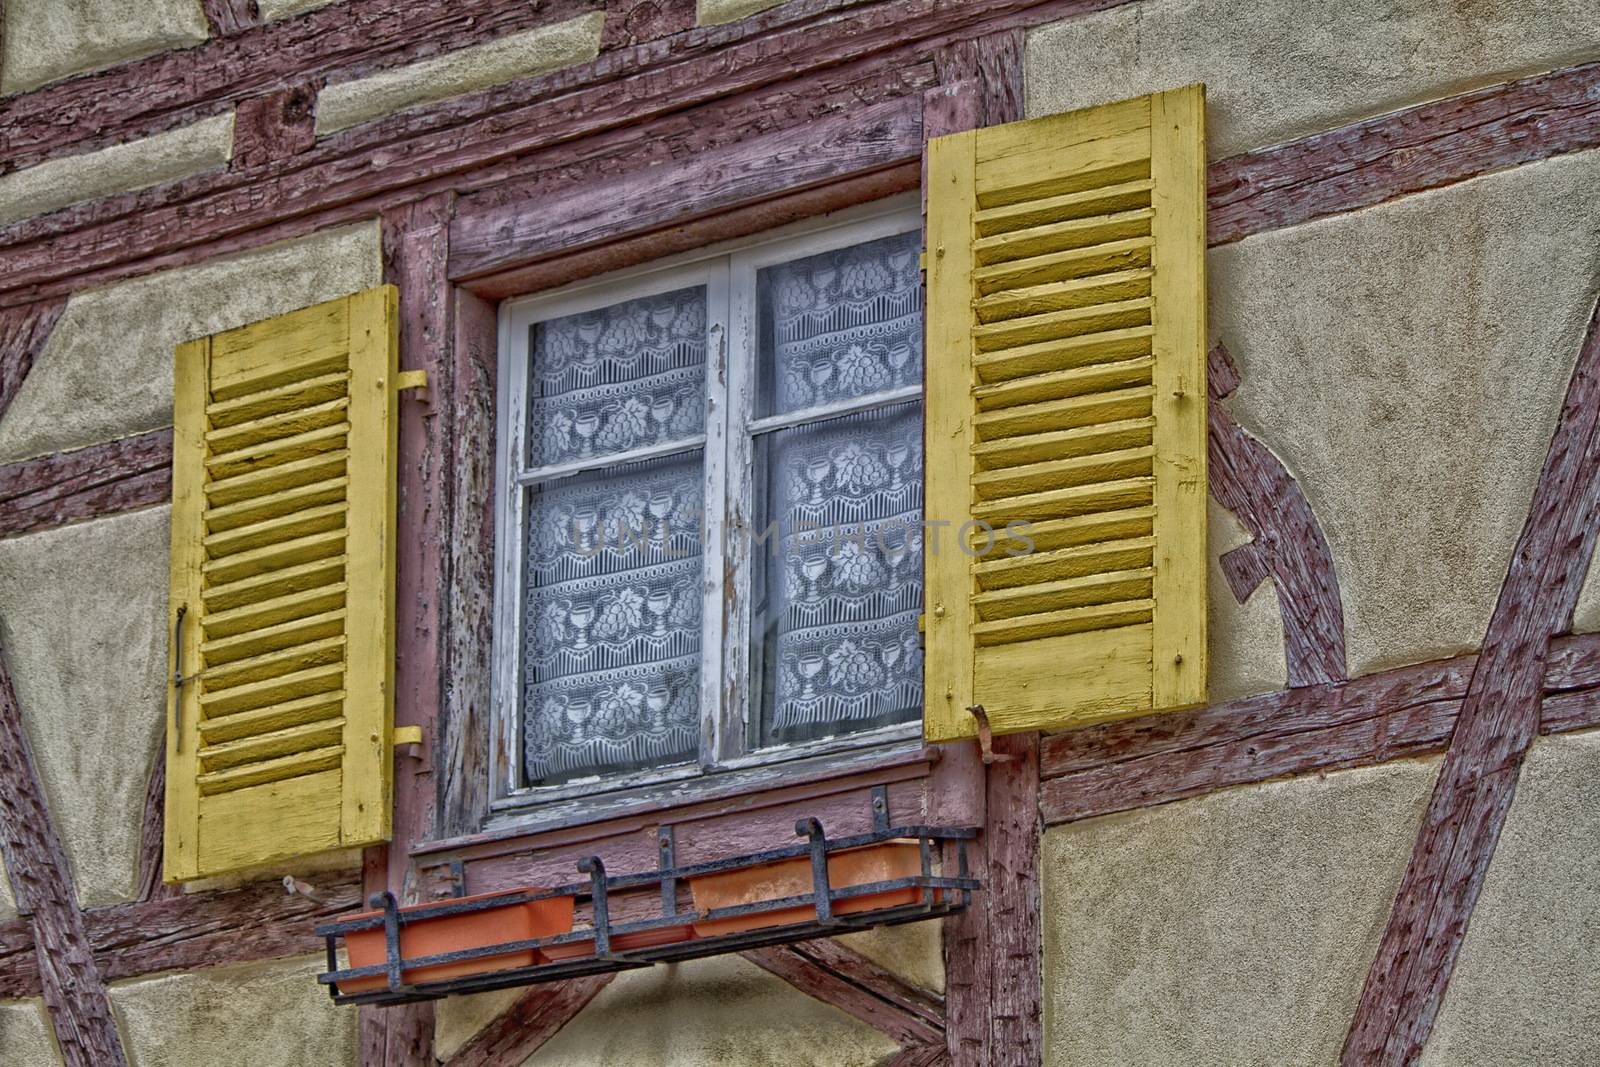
[410,74,986,903]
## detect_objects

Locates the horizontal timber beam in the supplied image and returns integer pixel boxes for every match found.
[0,869,362,999]
[0,430,172,541]
[1040,631,1600,826]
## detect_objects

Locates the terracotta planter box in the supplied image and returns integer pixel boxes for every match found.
[541,921,696,960]
[339,890,574,994]
[690,842,932,937]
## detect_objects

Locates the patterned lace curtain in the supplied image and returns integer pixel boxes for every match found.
[752,231,925,746]
[522,288,707,785]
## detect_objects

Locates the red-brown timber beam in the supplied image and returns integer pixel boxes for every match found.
[1208,342,1347,685]
[1041,633,1600,828]
[1341,292,1600,1064]
[0,0,608,175]
[0,642,128,1065]
[0,430,172,541]
[0,0,1130,306]
[443,975,615,1067]
[0,298,65,421]
[743,939,946,1050]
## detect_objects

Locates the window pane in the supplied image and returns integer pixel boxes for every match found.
[522,453,704,786]
[749,403,923,748]
[755,232,922,417]
[528,286,707,467]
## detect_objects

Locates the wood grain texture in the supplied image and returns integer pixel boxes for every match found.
[0,642,128,1065]
[437,287,497,836]
[0,869,363,998]
[742,940,945,1048]
[382,194,454,896]
[0,0,607,176]
[199,0,260,37]
[599,0,695,51]
[230,83,319,171]
[134,755,180,903]
[444,974,614,1067]
[1039,632,1600,827]
[984,733,1041,1067]
[1210,60,1600,247]
[448,91,925,280]
[0,429,172,541]
[1207,343,1347,686]
[0,297,64,421]
[1341,294,1600,1065]
[0,0,1126,306]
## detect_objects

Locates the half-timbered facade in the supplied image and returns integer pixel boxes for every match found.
[1,1,1598,1064]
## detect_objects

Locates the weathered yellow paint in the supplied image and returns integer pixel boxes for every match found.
[164,285,400,881]
[922,129,979,741]
[1149,84,1209,712]
[165,338,209,881]
[922,88,1207,741]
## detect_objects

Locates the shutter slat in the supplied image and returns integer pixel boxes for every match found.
[197,745,346,796]
[199,718,348,774]
[165,286,398,880]
[923,86,1207,741]
[199,690,347,745]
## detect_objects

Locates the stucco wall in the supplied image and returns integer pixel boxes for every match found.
[1207,500,1286,702]
[0,507,170,908]
[1041,759,1437,1066]
[1418,728,1600,1065]
[109,955,356,1067]
[1208,149,1600,678]
[0,113,233,227]
[525,954,900,1067]
[0,222,383,465]
[1027,0,1600,156]
[0,0,209,96]
[313,14,605,135]
[0,999,62,1066]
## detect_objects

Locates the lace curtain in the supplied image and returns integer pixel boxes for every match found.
[758,230,923,416]
[752,231,925,746]
[521,288,707,785]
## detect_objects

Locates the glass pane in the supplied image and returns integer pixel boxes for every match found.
[528,286,707,467]
[749,402,923,748]
[522,453,704,786]
[755,231,922,418]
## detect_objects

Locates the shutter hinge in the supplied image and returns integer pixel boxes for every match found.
[392,725,425,761]
[395,368,429,402]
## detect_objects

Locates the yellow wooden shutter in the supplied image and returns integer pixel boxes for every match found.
[924,86,1207,741]
[164,285,399,880]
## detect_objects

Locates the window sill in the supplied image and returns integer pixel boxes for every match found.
[410,740,942,869]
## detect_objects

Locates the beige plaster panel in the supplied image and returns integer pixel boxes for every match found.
[1026,0,1600,157]
[257,0,340,20]
[525,954,899,1067]
[314,13,604,135]
[836,921,945,994]
[1207,499,1287,703]
[0,862,15,920]
[0,507,170,908]
[1042,759,1438,1066]
[1572,549,1600,633]
[1210,148,1600,678]
[1419,728,1600,1066]
[434,987,524,1061]
[0,222,382,466]
[0,999,61,1066]
[111,955,356,1067]
[698,0,786,26]
[0,114,233,227]
[1,0,208,96]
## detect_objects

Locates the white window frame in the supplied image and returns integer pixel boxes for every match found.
[491,199,924,828]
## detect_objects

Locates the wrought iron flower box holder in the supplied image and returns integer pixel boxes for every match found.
[317,809,979,1006]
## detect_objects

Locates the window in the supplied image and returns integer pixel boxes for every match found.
[494,205,924,812]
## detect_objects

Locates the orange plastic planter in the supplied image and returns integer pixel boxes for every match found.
[340,890,575,994]
[541,921,696,961]
[690,842,932,937]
